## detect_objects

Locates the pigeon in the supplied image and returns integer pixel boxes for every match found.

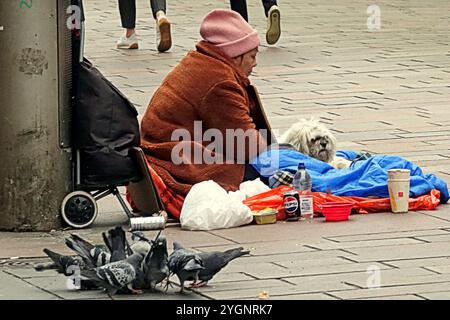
[167,241,204,293]
[103,226,129,262]
[131,231,148,242]
[35,248,102,290]
[80,253,144,296]
[35,248,85,276]
[143,235,169,291]
[129,231,152,257]
[102,231,113,253]
[102,226,133,259]
[193,247,250,287]
[106,227,147,293]
[65,234,111,268]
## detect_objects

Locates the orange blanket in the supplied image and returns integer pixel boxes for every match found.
[128,170,442,221]
[243,185,442,220]
[126,164,184,219]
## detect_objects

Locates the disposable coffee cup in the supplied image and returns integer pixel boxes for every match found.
[387,169,410,213]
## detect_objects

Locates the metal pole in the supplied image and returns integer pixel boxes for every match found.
[0,0,72,231]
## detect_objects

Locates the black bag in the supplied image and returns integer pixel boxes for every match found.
[74,58,141,187]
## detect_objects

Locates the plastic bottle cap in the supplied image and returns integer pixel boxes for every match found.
[298,163,305,170]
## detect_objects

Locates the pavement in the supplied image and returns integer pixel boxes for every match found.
[1,0,450,300]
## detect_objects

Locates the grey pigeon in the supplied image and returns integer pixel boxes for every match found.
[102,226,133,259]
[35,248,85,276]
[104,226,129,262]
[36,249,102,290]
[167,241,204,293]
[130,231,152,257]
[131,231,148,242]
[194,247,250,287]
[65,234,111,268]
[143,235,169,291]
[102,231,113,253]
[80,253,144,296]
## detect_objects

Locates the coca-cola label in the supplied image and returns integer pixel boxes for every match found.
[284,196,299,213]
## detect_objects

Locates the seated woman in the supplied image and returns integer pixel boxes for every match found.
[139,9,269,215]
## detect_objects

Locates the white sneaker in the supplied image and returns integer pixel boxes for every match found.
[116,33,139,49]
[266,5,281,45]
[156,17,172,52]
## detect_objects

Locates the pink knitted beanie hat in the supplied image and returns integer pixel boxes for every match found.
[200,9,260,58]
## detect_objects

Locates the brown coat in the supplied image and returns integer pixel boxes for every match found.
[140,41,266,196]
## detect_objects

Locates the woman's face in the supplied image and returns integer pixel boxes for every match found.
[233,48,258,77]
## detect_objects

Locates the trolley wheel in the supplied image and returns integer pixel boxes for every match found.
[61,191,98,229]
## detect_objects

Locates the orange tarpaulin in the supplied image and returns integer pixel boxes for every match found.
[128,166,442,221]
[126,164,184,219]
[243,186,442,221]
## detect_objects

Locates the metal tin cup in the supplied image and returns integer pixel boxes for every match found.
[129,216,166,231]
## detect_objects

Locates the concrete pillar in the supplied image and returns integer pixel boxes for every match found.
[0,0,72,231]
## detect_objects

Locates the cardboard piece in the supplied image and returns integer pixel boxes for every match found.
[247,85,277,145]
[127,147,165,216]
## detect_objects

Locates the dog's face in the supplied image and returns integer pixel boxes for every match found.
[279,119,337,163]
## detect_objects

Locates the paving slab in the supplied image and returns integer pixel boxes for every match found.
[111,290,209,300]
[285,267,433,289]
[344,241,450,263]
[196,282,350,300]
[0,270,60,300]
[274,257,354,269]
[194,240,317,256]
[252,293,338,300]
[3,267,63,279]
[246,262,392,280]
[218,261,289,277]
[204,272,256,284]
[222,249,354,265]
[0,237,68,259]
[414,233,450,243]
[1,0,450,300]
[383,257,450,269]
[326,228,450,242]
[418,292,450,300]
[331,281,450,300]
[210,212,450,244]
[356,294,425,300]
[304,237,424,251]
[424,265,450,275]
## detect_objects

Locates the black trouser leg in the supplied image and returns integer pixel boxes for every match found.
[262,0,278,17]
[230,0,248,22]
[118,0,136,29]
[150,0,167,19]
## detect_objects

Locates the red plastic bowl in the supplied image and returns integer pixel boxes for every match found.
[321,202,354,222]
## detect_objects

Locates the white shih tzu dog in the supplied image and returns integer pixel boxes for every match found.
[279,118,351,169]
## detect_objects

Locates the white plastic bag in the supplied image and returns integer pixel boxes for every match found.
[180,180,253,231]
[239,178,271,198]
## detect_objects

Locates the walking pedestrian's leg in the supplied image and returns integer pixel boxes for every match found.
[262,0,278,17]
[263,0,281,45]
[230,0,248,22]
[150,0,167,19]
[117,0,139,49]
[151,0,171,52]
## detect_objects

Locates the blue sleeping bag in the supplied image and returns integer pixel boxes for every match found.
[252,149,449,203]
